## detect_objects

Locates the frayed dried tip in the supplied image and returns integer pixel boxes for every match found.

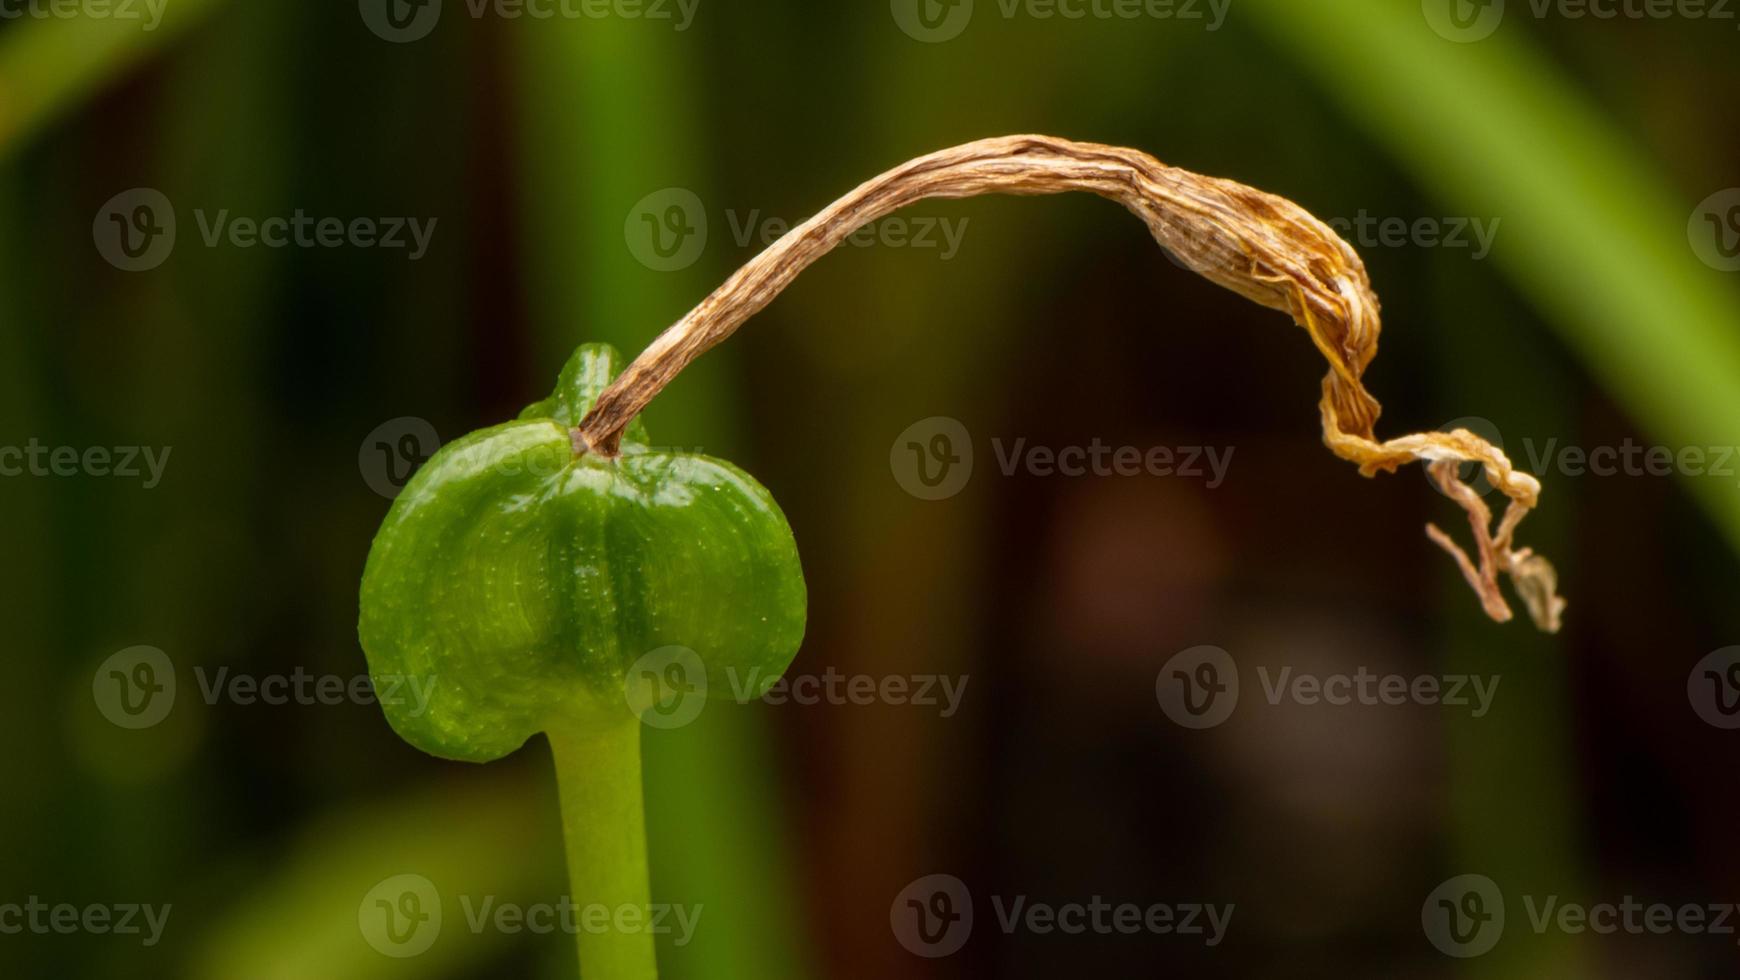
[1423,460,1564,633]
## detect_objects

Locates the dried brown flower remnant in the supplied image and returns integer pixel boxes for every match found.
[579,135,1566,632]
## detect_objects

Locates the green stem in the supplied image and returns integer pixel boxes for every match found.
[547,718,658,980]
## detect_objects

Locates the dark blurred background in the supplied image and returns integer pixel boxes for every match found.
[3,0,1739,977]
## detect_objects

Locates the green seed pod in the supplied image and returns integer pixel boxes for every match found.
[358,343,807,762]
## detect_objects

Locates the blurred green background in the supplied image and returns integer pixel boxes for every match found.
[2,0,1739,976]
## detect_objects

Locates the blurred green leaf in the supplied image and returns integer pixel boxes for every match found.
[1245,0,1740,553]
[0,0,228,159]
[193,771,557,980]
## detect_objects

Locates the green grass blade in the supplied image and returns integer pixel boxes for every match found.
[1244,0,1740,551]
[0,0,229,159]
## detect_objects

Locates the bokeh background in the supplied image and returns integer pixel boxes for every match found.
[3,0,1739,976]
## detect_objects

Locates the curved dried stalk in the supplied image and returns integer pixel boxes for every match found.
[577,135,1565,632]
